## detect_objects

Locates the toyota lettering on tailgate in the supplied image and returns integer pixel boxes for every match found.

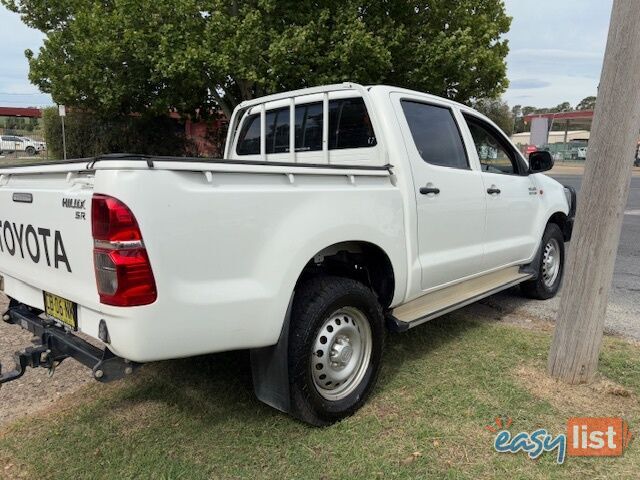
[0,221,72,272]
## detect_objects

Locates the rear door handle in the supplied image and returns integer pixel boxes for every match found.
[420,186,440,195]
[487,186,501,195]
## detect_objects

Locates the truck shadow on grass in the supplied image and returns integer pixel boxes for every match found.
[93,310,486,431]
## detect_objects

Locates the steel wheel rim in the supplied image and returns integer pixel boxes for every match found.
[542,238,561,288]
[311,307,373,401]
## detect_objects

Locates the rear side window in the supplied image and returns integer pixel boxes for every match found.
[236,98,376,155]
[295,103,323,152]
[272,110,289,154]
[236,114,261,155]
[329,98,377,149]
[401,101,468,169]
[263,111,278,154]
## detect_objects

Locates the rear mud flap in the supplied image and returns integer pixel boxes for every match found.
[249,297,293,414]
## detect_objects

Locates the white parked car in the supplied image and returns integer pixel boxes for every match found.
[19,136,46,153]
[0,135,43,156]
[577,146,588,160]
[0,84,575,425]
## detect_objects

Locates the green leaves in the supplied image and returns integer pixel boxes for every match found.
[472,98,515,136]
[4,0,511,118]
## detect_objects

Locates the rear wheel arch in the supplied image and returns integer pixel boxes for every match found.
[251,243,393,420]
[295,241,396,309]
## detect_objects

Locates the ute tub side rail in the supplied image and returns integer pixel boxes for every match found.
[0,153,393,176]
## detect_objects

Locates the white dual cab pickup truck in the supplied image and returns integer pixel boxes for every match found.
[0,83,575,426]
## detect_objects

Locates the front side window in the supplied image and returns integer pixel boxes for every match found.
[236,97,376,155]
[465,116,518,175]
[401,100,468,169]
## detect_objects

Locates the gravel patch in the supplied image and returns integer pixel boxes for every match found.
[0,293,91,428]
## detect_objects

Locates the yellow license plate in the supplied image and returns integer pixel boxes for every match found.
[43,292,78,331]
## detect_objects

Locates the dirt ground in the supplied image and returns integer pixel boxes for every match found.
[0,294,91,427]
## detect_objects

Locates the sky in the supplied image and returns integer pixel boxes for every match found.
[502,0,612,108]
[0,1,614,110]
[0,6,50,108]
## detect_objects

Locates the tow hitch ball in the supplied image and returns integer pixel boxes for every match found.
[0,345,63,389]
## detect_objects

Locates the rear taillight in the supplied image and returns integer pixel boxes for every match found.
[91,194,157,306]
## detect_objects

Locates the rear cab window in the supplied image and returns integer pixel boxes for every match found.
[235,97,376,159]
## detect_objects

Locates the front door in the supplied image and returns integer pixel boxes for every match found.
[462,114,540,270]
[393,95,487,291]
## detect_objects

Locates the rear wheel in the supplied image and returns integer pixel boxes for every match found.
[521,223,565,299]
[288,276,385,426]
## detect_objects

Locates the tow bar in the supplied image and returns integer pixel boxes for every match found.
[0,302,139,388]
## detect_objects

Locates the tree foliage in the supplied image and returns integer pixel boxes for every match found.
[41,107,191,158]
[4,0,511,118]
[510,99,595,134]
[473,97,514,136]
[576,95,597,111]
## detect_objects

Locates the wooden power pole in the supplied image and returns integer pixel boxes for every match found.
[548,0,640,383]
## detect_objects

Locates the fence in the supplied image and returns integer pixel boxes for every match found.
[0,128,48,159]
[514,142,588,162]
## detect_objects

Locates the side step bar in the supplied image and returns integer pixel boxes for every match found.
[0,303,139,386]
[388,267,533,332]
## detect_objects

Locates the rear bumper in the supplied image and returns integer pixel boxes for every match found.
[0,300,139,386]
[2,271,284,362]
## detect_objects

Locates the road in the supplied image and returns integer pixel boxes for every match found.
[479,174,640,340]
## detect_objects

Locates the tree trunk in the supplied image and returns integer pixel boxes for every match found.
[548,0,640,383]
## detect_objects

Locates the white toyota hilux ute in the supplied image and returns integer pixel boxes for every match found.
[0,84,575,425]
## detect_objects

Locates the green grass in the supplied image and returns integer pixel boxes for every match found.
[1,312,639,479]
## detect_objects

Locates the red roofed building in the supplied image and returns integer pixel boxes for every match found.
[521,110,594,147]
[0,107,43,118]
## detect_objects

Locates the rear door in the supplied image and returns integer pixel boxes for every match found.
[461,113,540,269]
[392,94,487,291]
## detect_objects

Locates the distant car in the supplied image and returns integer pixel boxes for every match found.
[577,147,587,160]
[18,136,46,153]
[525,145,538,156]
[0,135,42,156]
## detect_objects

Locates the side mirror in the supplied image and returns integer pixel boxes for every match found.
[529,150,554,173]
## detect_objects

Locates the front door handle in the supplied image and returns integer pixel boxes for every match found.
[487,186,501,195]
[420,186,440,195]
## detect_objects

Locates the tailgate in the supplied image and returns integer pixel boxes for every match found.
[0,169,96,309]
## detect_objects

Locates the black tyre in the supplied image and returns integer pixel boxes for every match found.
[521,223,565,300]
[25,146,36,156]
[288,276,385,426]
